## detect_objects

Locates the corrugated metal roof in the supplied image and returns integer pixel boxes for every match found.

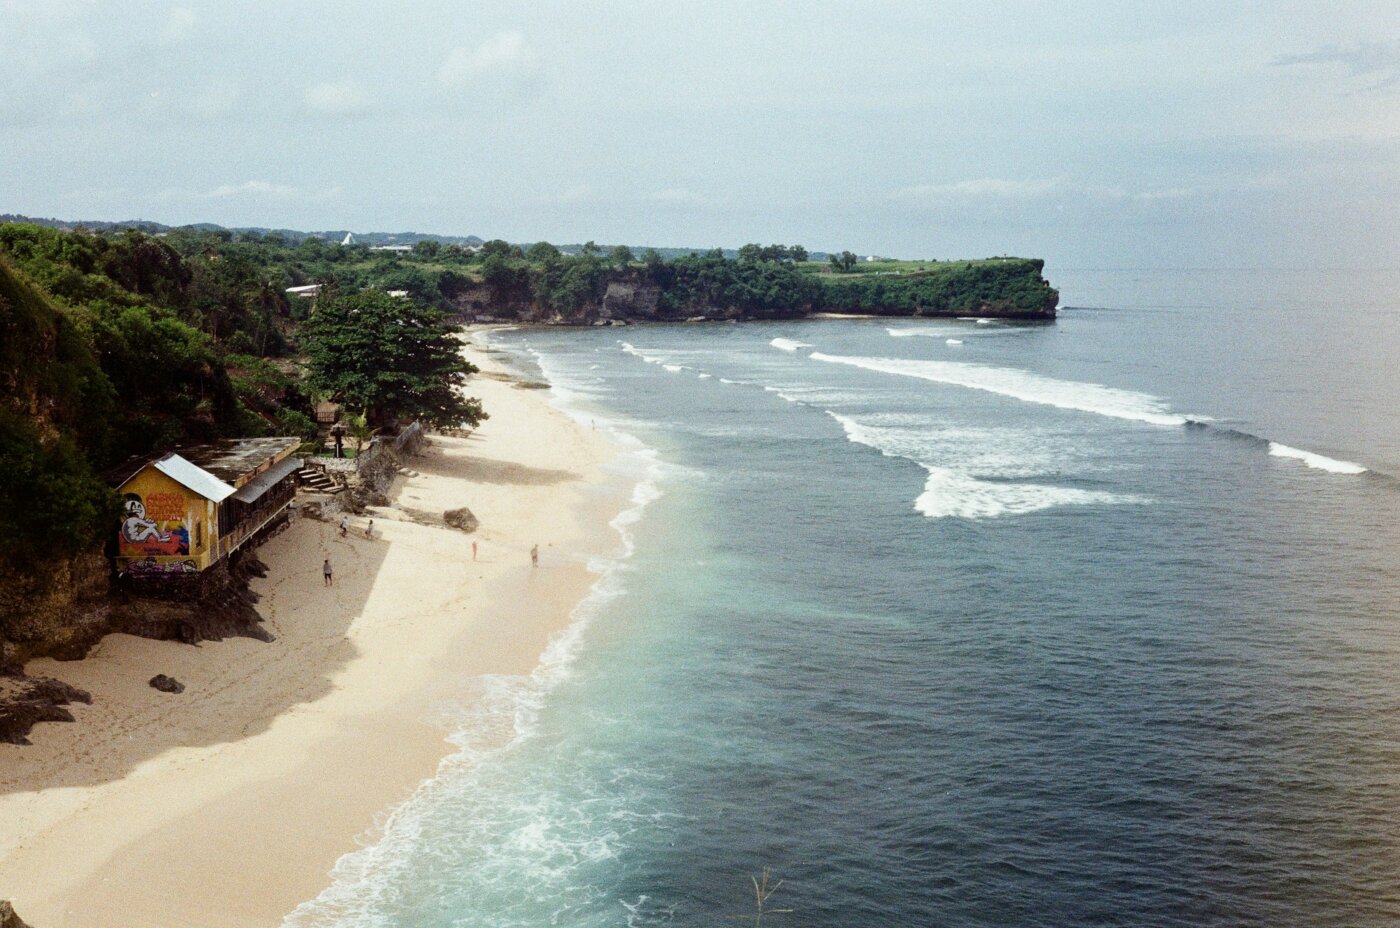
[153,454,237,503]
[229,455,301,504]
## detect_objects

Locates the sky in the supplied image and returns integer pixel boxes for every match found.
[2,1,1398,268]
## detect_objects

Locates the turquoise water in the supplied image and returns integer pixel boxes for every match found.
[285,270,1400,927]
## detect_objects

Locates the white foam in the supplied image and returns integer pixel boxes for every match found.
[770,337,813,352]
[828,411,1147,520]
[619,341,665,365]
[1267,442,1366,475]
[810,352,1188,426]
[661,364,683,373]
[282,335,668,928]
[914,467,1141,519]
[946,339,963,345]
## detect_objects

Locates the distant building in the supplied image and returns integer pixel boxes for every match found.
[286,284,322,299]
[341,232,354,246]
[370,244,413,253]
[313,400,342,425]
[386,289,410,299]
[110,437,302,579]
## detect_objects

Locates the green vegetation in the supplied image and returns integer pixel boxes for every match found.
[0,217,1056,563]
[301,291,486,430]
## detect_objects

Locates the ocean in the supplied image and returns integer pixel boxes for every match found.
[284,269,1400,928]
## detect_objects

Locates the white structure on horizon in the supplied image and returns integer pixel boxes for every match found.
[286,284,322,299]
[370,243,413,253]
[341,232,354,246]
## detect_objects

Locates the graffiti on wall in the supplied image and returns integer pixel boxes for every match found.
[120,557,200,578]
[119,492,190,557]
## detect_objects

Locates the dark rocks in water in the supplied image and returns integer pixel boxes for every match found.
[149,674,185,694]
[0,672,92,745]
[1,900,33,928]
[443,507,480,533]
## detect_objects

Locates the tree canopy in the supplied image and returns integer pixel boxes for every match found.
[301,290,486,429]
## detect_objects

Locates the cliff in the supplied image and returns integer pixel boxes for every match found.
[445,258,1057,325]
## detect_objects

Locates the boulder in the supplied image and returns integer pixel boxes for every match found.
[1,900,32,928]
[149,674,185,694]
[443,508,480,533]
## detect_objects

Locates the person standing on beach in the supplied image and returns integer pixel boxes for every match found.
[530,544,539,567]
[339,515,348,537]
[323,558,333,586]
[366,518,374,539]
[472,541,478,561]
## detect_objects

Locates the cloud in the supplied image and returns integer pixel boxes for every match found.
[303,81,370,115]
[904,178,1060,200]
[1270,40,1400,90]
[159,7,196,45]
[900,178,1207,206]
[204,180,301,199]
[438,31,536,86]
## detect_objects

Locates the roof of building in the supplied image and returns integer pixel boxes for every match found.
[152,454,236,503]
[109,436,301,493]
[230,455,301,504]
[175,437,301,486]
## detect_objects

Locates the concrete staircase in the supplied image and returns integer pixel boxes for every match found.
[297,465,344,495]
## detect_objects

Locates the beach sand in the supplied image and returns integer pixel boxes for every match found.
[0,338,628,927]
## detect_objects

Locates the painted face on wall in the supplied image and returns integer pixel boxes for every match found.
[119,492,189,556]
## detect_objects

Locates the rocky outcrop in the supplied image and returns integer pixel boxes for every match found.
[0,551,113,665]
[0,671,91,745]
[109,554,273,647]
[600,280,661,321]
[443,507,479,533]
[149,674,185,694]
[1,900,33,928]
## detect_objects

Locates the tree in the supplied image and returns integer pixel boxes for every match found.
[609,244,634,267]
[580,240,601,257]
[412,239,441,258]
[737,243,763,264]
[829,250,859,273]
[478,239,520,259]
[527,240,562,263]
[790,245,809,263]
[301,290,487,429]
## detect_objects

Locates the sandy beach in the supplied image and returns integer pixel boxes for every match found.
[0,337,630,927]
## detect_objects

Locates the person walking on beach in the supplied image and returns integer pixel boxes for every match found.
[530,544,539,567]
[339,515,348,538]
[472,541,478,561]
[323,558,333,586]
[366,518,374,539]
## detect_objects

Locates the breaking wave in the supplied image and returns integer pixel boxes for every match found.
[770,337,814,352]
[810,352,1189,426]
[828,412,1148,520]
[1267,443,1367,475]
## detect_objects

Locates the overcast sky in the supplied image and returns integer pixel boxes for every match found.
[3,1,1397,267]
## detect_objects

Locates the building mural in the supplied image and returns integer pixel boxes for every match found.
[119,492,190,557]
[111,437,302,581]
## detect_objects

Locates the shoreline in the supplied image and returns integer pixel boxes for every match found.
[0,338,634,927]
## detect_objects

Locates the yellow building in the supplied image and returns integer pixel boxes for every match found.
[111,437,302,579]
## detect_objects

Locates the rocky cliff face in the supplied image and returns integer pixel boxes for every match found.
[0,552,111,666]
[600,279,661,320]
[0,545,276,743]
[444,263,1057,326]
